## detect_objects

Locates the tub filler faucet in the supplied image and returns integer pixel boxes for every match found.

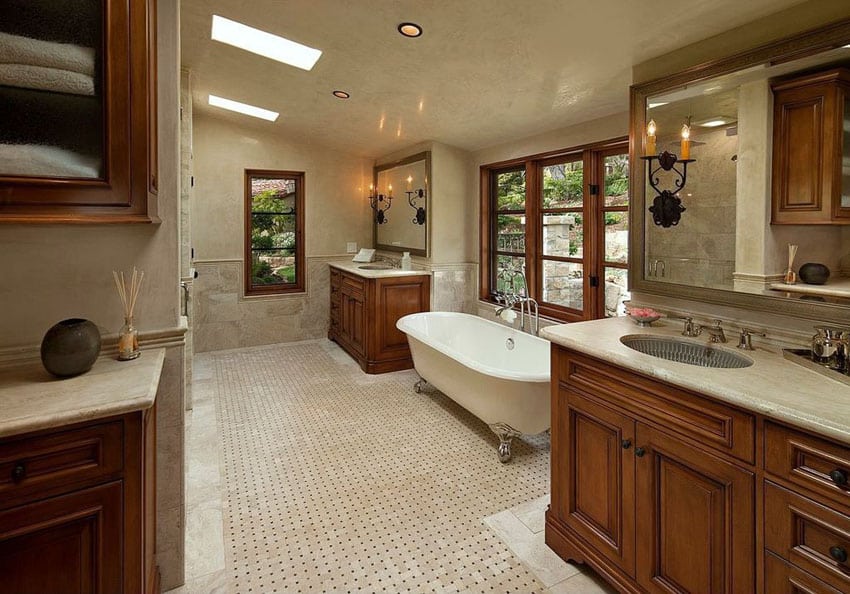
[494,267,540,336]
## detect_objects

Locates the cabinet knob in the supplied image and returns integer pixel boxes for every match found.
[634,447,646,458]
[829,545,848,564]
[622,439,632,449]
[829,469,848,486]
[11,462,26,483]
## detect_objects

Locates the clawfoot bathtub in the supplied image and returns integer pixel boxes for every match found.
[396,312,550,462]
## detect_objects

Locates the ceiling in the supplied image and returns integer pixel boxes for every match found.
[181,0,808,158]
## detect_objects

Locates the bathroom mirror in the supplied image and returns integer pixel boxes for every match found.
[374,152,430,257]
[630,20,850,323]
[0,0,105,179]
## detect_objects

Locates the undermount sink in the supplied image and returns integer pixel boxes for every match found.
[620,335,753,369]
[358,264,394,270]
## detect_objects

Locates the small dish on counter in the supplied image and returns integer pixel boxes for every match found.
[626,306,663,327]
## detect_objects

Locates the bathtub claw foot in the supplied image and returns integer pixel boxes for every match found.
[414,378,428,393]
[489,423,522,463]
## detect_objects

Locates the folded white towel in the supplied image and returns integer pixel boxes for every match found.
[0,143,101,178]
[0,64,94,96]
[0,32,95,76]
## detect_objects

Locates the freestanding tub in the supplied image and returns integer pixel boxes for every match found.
[396,312,550,462]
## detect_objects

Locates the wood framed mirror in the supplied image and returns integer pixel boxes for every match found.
[373,151,430,257]
[629,18,850,324]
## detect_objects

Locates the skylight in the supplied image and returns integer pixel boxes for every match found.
[208,95,279,121]
[211,15,322,71]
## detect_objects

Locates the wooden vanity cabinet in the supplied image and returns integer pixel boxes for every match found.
[0,409,158,594]
[0,0,158,223]
[329,267,430,374]
[771,68,850,225]
[548,345,850,594]
[548,347,755,593]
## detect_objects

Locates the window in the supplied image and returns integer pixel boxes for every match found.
[480,139,629,322]
[244,169,304,295]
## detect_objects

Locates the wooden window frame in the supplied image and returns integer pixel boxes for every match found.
[480,137,628,323]
[244,169,305,296]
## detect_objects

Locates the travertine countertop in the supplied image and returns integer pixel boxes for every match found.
[329,260,430,279]
[0,348,164,439]
[541,317,850,445]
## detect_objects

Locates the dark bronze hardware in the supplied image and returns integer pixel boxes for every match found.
[635,447,646,458]
[622,439,631,449]
[829,545,848,563]
[830,469,848,486]
[11,462,26,483]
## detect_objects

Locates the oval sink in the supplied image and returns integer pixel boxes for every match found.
[620,335,753,369]
[358,264,394,270]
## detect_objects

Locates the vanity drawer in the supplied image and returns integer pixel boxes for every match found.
[559,350,755,463]
[766,552,843,594]
[766,422,850,511]
[341,273,366,294]
[0,421,123,508]
[765,481,850,590]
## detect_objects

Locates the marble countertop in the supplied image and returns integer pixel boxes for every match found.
[541,317,850,445]
[329,260,430,278]
[0,348,164,439]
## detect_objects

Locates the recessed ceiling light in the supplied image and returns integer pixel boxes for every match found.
[211,15,322,71]
[332,90,350,99]
[398,22,423,38]
[208,95,279,121]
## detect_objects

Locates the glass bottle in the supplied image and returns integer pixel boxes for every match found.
[118,316,140,360]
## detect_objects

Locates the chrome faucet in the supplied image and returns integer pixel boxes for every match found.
[495,267,540,336]
[737,328,766,351]
[701,319,727,343]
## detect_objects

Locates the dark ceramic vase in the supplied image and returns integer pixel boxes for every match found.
[798,262,831,285]
[41,318,102,377]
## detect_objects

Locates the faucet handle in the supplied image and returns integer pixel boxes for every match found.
[670,315,698,337]
[737,328,766,351]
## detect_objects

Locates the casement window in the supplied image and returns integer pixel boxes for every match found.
[244,169,305,295]
[480,139,629,322]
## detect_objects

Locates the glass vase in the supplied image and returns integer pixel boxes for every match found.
[118,316,140,361]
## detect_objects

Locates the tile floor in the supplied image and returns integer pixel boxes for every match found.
[167,339,614,593]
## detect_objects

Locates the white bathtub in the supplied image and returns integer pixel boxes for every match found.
[396,312,550,461]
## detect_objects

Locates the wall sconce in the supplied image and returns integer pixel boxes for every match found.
[369,183,392,224]
[405,175,426,225]
[642,118,695,228]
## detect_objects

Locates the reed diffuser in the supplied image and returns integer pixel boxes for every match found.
[112,268,144,360]
[785,244,798,284]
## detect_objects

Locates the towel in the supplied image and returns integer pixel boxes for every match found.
[0,143,101,178]
[0,63,94,96]
[0,0,102,46]
[0,32,95,76]
[0,86,102,154]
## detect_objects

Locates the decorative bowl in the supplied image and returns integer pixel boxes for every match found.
[627,307,663,327]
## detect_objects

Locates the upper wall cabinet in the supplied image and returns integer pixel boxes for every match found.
[0,0,158,223]
[772,68,850,225]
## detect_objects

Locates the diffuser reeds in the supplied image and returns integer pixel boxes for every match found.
[785,244,798,284]
[112,268,144,360]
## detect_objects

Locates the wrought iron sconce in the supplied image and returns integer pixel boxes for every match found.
[642,119,695,228]
[369,184,392,224]
[405,175,426,225]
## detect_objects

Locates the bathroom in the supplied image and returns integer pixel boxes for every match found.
[1,1,850,593]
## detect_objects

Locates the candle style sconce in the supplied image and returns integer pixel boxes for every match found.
[369,183,392,224]
[405,175,426,225]
[642,119,695,228]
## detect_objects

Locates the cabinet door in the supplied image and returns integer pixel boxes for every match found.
[0,481,122,594]
[555,388,636,576]
[371,276,429,362]
[635,424,755,594]
[349,293,366,355]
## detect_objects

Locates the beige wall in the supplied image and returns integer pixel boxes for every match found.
[0,0,186,588]
[190,113,374,352]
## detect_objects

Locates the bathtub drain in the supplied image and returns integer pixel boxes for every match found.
[505,338,515,351]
